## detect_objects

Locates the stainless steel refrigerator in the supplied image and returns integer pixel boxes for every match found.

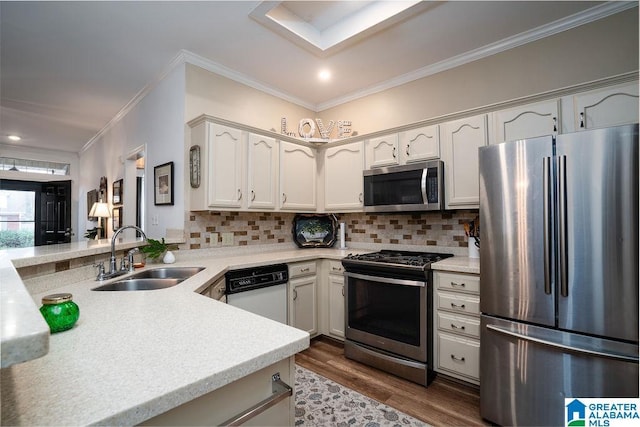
[479,123,639,426]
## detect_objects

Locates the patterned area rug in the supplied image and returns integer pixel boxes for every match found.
[294,365,428,426]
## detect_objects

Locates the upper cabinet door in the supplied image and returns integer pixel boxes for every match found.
[280,141,316,211]
[247,133,278,209]
[324,142,364,211]
[441,114,488,209]
[207,123,245,208]
[365,134,399,168]
[573,82,639,131]
[399,124,440,163]
[492,99,559,145]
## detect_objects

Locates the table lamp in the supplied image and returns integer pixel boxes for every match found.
[89,201,111,239]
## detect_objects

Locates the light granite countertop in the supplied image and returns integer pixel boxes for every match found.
[1,244,477,425]
[0,257,50,368]
[0,247,351,426]
[431,256,480,274]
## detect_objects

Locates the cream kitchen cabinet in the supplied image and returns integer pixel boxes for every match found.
[247,133,278,209]
[142,357,294,426]
[280,141,316,211]
[399,124,440,163]
[324,142,364,211]
[433,270,480,385]
[570,81,639,131]
[288,261,318,336]
[365,134,399,168]
[492,99,559,145]
[326,260,345,339]
[441,114,488,209]
[190,121,245,210]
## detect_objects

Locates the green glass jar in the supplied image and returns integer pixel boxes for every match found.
[40,293,80,333]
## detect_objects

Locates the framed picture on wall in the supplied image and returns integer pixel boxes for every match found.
[112,179,123,205]
[99,176,108,203]
[153,161,174,206]
[112,207,122,231]
[87,189,98,221]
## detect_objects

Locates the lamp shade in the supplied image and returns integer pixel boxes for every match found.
[89,202,111,218]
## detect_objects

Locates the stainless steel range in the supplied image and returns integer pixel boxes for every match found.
[342,250,453,386]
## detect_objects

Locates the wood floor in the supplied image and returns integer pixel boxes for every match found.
[295,336,488,427]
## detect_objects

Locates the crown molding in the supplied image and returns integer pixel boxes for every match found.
[180,50,316,111]
[80,1,636,153]
[317,1,638,110]
[81,52,187,154]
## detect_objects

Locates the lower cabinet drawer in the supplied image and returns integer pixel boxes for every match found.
[437,311,480,339]
[436,291,480,315]
[289,261,317,278]
[437,332,480,381]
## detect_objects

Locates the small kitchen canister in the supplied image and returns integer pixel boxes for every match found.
[40,293,79,333]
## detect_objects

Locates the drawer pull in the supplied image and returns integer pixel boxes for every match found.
[450,303,466,309]
[450,323,466,330]
[332,266,342,272]
[451,281,465,287]
[450,354,466,362]
[301,267,310,272]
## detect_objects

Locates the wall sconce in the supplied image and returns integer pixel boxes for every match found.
[89,201,111,239]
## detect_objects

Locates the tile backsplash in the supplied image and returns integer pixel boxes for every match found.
[186,210,479,249]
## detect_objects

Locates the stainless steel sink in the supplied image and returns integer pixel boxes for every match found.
[129,267,205,280]
[92,278,182,291]
[91,267,206,291]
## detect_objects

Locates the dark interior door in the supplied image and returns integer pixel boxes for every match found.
[38,181,72,245]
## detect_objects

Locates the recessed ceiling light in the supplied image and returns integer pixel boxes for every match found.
[318,69,331,81]
[8,135,21,141]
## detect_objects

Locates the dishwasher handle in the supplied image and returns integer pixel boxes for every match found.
[221,372,292,426]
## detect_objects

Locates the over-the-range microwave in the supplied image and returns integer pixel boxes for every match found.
[363,160,444,212]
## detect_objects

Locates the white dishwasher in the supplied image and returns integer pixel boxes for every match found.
[225,264,289,325]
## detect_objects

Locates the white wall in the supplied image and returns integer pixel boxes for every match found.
[78,64,186,240]
[318,8,639,135]
[185,64,316,132]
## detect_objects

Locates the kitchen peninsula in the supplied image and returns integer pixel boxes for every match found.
[1,243,321,426]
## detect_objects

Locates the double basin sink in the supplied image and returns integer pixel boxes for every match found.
[92,267,205,291]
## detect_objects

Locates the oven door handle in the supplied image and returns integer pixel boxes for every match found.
[344,272,427,287]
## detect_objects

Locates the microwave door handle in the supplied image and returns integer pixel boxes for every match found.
[421,168,428,204]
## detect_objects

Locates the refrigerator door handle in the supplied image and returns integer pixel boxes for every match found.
[557,155,569,297]
[543,157,552,295]
[486,324,638,363]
